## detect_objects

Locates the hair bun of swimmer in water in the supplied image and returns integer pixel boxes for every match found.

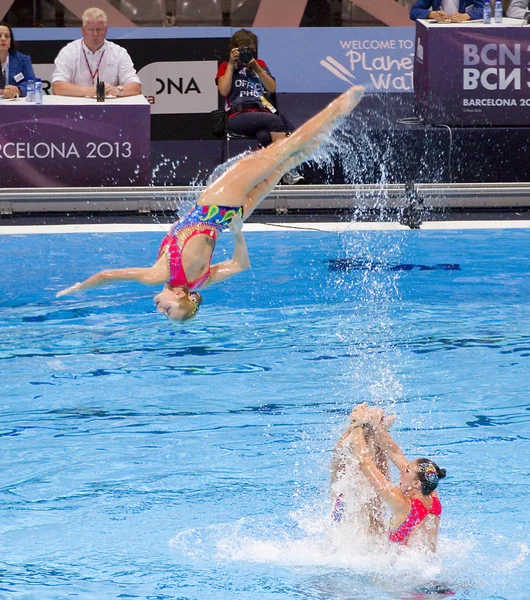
[416,459,446,495]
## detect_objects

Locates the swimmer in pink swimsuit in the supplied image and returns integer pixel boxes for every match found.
[57,85,365,321]
[334,403,446,552]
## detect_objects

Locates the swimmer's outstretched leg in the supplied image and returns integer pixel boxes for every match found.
[200,85,364,210]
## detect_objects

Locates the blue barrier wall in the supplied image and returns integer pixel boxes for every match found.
[15,26,415,94]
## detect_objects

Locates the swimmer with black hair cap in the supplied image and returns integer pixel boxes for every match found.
[57,85,365,321]
[332,403,446,553]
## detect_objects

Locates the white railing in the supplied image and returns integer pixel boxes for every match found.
[2,183,530,216]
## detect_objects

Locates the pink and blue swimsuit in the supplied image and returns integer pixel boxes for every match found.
[158,204,243,291]
[389,494,442,544]
[332,492,442,546]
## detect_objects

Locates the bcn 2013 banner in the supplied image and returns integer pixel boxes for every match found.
[16,27,415,140]
[414,21,530,126]
[0,101,150,187]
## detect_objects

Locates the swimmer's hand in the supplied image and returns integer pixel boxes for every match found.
[365,407,396,430]
[229,214,244,233]
[56,283,83,297]
[349,402,369,426]
[349,403,396,430]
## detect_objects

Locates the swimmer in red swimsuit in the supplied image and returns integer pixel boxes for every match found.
[57,85,365,321]
[334,403,446,552]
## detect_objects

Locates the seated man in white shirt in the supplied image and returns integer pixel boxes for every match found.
[52,7,141,98]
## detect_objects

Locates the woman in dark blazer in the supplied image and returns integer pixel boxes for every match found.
[0,21,35,98]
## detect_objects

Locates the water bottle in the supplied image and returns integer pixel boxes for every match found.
[494,0,502,23]
[483,0,491,23]
[34,78,43,104]
[26,77,35,103]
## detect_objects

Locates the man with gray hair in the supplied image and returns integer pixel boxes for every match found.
[52,7,141,98]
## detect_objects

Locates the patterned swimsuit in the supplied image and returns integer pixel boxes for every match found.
[158,204,243,290]
[332,492,441,546]
[389,494,442,544]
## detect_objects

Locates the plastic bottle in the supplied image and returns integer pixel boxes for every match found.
[494,0,502,23]
[34,78,43,104]
[483,0,491,23]
[26,77,35,103]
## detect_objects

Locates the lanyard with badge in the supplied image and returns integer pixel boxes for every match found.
[82,47,105,83]
[247,68,277,113]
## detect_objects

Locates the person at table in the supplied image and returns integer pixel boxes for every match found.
[507,0,530,19]
[56,85,365,321]
[51,7,141,99]
[0,21,35,99]
[409,0,485,21]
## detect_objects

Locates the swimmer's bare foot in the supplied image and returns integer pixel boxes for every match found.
[333,85,364,118]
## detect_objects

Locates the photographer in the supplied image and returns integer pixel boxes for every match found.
[216,29,303,185]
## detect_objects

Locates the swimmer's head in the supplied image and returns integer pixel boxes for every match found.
[401,459,446,496]
[154,286,202,322]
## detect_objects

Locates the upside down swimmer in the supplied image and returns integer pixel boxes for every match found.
[57,85,365,321]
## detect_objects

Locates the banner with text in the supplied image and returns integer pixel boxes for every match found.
[17,27,415,139]
[414,22,530,125]
[0,103,150,187]
[256,27,415,93]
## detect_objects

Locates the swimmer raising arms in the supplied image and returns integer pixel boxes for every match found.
[336,403,446,552]
[56,85,365,321]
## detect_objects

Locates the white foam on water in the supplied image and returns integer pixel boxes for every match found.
[170,499,530,598]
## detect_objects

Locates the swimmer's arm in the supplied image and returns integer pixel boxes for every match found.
[371,424,409,472]
[205,216,250,285]
[56,266,166,297]
[349,427,408,513]
[330,424,356,484]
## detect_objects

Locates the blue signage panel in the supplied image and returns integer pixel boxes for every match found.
[255,27,415,93]
[15,26,415,94]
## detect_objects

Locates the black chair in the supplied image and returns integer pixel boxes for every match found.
[221,130,260,163]
[220,92,282,163]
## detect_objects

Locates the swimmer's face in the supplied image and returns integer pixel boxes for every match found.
[400,460,421,493]
[154,287,202,321]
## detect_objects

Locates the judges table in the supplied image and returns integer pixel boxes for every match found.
[414,17,530,125]
[0,95,150,187]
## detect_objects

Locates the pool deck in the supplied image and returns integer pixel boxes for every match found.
[2,183,530,231]
[2,220,530,235]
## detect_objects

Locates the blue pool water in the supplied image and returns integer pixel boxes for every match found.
[1,226,530,599]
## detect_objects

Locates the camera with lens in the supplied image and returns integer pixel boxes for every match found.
[238,46,254,64]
